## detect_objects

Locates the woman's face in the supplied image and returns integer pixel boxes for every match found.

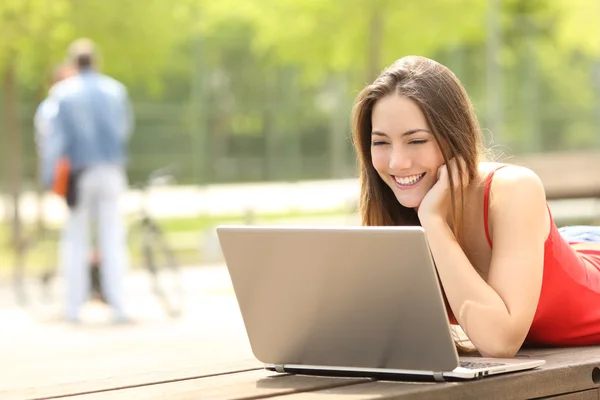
[370,94,445,209]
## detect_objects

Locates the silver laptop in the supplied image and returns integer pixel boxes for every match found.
[216,225,545,381]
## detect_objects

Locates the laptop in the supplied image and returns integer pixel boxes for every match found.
[216,225,545,381]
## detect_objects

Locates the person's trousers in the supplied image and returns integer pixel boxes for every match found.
[60,164,128,320]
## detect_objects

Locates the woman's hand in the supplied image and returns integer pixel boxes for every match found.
[418,157,468,223]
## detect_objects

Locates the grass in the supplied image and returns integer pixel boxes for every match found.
[0,208,351,278]
[0,207,596,282]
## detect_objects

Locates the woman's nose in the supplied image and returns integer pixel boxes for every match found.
[389,148,412,171]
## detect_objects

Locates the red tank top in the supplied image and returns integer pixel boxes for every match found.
[484,166,600,346]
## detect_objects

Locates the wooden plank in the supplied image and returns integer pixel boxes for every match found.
[264,347,600,400]
[535,388,599,399]
[3,359,262,400]
[277,380,454,400]
[275,382,600,400]
[285,346,600,400]
[510,151,600,200]
[14,346,600,400]
[60,370,371,400]
[44,346,600,400]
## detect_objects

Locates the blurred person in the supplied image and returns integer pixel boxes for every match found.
[34,63,77,185]
[45,38,134,323]
[35,63,108,305]
[352,55,600,358]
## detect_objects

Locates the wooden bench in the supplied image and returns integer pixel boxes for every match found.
[510,151,600,201]
[10,347,600,399]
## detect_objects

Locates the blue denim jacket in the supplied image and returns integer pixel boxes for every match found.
[40,69,133,186]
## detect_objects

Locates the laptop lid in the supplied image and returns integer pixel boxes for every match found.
[216,225,459,372]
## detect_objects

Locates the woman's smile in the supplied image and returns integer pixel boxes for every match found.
[393,172,426,189]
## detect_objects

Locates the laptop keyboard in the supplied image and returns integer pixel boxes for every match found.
[459,361,505,369]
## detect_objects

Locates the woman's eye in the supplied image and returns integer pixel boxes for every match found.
[372,141,388,146]
[409,139,427,145]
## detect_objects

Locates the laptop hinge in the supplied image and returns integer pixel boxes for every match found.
[432,372,445,382]
[275,364,286,373]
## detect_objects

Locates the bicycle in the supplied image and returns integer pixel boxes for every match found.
[25,166,184,319]
[129,165,184,318]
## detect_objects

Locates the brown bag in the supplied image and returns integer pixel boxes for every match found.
[52,157,70,198]
[52,157,82,209]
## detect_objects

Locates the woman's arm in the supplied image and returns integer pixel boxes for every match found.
[420,166,548,358]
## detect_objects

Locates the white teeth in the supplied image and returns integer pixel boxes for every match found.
[394,173,424,186]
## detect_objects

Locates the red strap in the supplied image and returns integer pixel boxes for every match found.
[483,165,508,248]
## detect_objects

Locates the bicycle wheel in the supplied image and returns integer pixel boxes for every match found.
[141,217,184,318]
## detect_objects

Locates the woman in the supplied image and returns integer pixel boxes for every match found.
[351,55,600,358]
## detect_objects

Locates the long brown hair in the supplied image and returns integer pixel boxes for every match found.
[351,55,486,352]
[352,55,485,232]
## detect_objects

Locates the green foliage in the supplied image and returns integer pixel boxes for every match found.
[66,0,191,96]
[196,0,487,86]
[0,0,191,95]
[553,0,600,57]
[4,0,600,186]
[0,0,73,90]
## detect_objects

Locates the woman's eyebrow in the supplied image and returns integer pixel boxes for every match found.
[371,128,431,137]
[371,131,389,137]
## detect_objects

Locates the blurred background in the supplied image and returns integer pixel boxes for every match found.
[1,0,599,274]
[2,0,600,393]
[1,0,600,278]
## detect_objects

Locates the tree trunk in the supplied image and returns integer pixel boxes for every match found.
[485,0,503,143]
[3,62,26,303]
[329,78,349,179]
[594,60,600,147]
[190,35,209,185]
[263,72,277,181]
[281,68,301,180]
[36,85,47,234]
[366,9,383,83]
[523,16,540,152]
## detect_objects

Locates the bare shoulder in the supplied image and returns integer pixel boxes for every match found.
[481,163,550,243]
[481,163,547,210]
[493,164,544,194]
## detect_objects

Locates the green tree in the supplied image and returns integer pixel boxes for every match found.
[66,0,191,96]
[198,0,487,85]
[0,0,191,278]
[0,0,72,285]
[193,0,490,177]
